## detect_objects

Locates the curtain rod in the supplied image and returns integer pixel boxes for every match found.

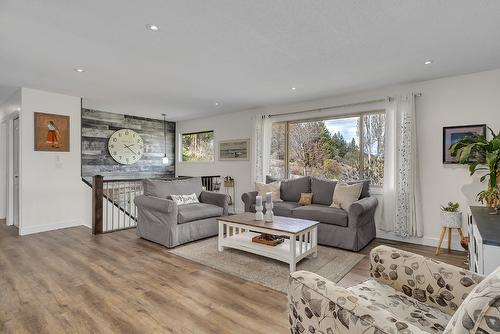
[266,93,422,118]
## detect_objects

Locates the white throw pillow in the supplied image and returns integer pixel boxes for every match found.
[330,182,363,210]
[171,193,200,205]
[255,181,283,202]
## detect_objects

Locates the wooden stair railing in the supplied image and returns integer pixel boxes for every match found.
[92,175,104,234]
[91,175,223,234]
[178,175,221,191]
[92,175,144,234]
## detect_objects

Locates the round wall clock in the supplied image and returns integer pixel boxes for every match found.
[108,129,144,165]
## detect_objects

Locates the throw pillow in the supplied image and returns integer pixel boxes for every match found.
[255,181,283,202]
[298,193,313,206]
[330,182,363,210]
[170,193,199,205]
[443,266,500,333]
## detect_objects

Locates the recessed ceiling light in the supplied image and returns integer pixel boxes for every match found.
[74,68,85,73]
[424,60,433,65]
[215,102,220,106]
[146,24,159,31]
[291,87,297,90]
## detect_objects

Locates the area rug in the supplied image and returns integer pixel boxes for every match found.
[168,237,365,293]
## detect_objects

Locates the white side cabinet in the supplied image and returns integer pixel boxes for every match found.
[468,206,500,275]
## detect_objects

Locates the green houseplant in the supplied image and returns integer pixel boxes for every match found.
[450,127,500,207]
[441,202,459,212]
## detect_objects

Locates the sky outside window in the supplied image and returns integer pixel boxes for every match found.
[324,117,359,144]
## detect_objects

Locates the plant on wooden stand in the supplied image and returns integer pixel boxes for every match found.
[450,127,500,208]
[224,176,234,187]
[440,202,462,228]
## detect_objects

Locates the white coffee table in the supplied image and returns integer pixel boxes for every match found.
[217,212,318,272]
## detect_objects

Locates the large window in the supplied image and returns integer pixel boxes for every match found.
[361,113,385,186]
[181,131,214,162]
[270,111,385,186]
[270,122,287,179]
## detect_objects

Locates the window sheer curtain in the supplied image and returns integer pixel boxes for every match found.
[381,94,423,237]
[252,115,272,182]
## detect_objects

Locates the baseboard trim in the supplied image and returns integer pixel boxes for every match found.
[376,230,464,251]
[19,220,89,236]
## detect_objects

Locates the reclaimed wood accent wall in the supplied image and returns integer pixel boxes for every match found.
[82,108,175,179]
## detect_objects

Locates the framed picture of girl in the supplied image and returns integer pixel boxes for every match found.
[34,112,70,152]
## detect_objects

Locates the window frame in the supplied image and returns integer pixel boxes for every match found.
[179,130,215,163]
[279,109,385,187]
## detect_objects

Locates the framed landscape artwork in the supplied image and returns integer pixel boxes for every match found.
[442,124,486,164]
[34,112,70,152]
[219,139,250,161]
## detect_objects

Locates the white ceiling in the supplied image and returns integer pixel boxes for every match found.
[1,0,500,120]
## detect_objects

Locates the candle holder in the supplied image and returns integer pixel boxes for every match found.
[255,205,264,221]
[264,202,274,223]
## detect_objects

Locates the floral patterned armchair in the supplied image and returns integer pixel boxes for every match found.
[288,245,500,334]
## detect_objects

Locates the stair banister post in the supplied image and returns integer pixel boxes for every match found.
[92,175,104,235]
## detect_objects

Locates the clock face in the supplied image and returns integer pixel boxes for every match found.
[108,129,144,165]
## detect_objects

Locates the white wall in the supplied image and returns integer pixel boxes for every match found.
[177,68,500,249]
[176,111,255,212]
[0,89,21,221]
[0,122,7,219]
[18,88,91,235]
[408,69,500,248]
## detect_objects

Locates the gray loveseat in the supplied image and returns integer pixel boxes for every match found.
[241,176,378,251]
[134,177,229,248]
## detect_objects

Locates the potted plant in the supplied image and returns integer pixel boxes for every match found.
[450,127,500,207]
[477,187,500,207]
[440,202,462,228]
[224,176,234,187]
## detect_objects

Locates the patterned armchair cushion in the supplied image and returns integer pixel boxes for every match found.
[369,246,484,316]
[443,266,500,334]
[288,271,427,334]
[348,279,451,333]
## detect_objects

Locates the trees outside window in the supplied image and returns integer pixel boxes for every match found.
[181,131,214,162]
[361,113,385,186]
[270,123,286,179]
[269,111,385,186]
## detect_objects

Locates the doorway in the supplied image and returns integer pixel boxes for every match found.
[12,117,19,227]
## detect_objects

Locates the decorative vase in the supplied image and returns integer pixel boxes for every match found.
[440,211,462,228]
[460,236,469,251]
[255,205,264,221]
[264,202,274,223]
[490,198,500,208]
[485,193,500,208]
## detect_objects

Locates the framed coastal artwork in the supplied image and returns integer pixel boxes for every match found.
[219,139,250,161]
[442,124,486,164]
[34,112,70,152]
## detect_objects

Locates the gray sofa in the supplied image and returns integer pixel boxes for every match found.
[241,176,378,251]
[134,177,229,248]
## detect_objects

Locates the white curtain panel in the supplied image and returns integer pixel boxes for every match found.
[252,115,272,182]
[382,94,423,237]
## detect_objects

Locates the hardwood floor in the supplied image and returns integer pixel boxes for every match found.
[0,222,466,334]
